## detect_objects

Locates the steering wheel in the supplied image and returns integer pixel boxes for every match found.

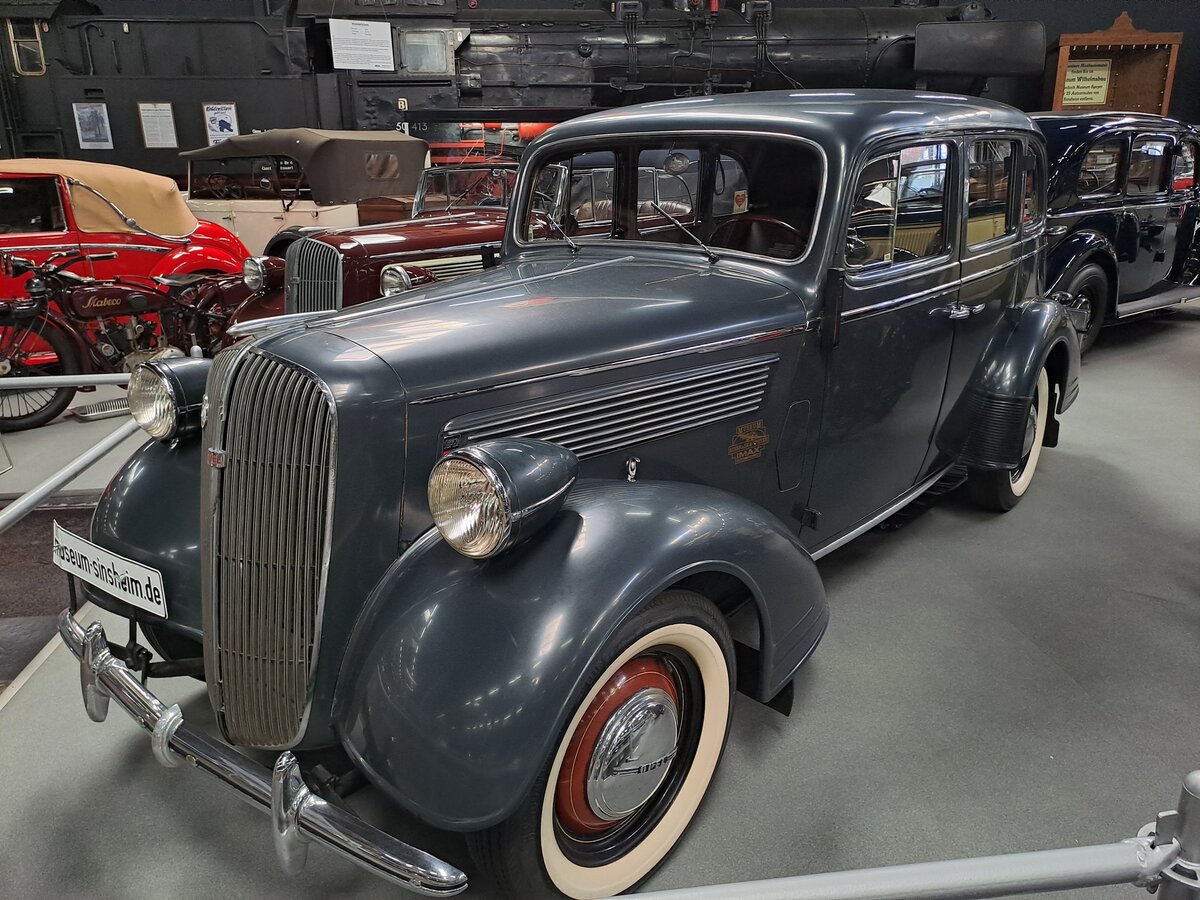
[1077,169,1101,193]
[709,214,805,253]
[205,173,245,200]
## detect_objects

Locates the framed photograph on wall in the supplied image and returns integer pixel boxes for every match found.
[72,102,113,150]
[202,101,240,146]
[137,102,178,149]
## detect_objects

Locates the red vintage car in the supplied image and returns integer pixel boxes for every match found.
[0,159,249,297]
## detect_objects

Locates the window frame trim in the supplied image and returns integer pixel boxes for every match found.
[1124,132,1177,200]
[963,136,1022,254]
[6,18,46,77]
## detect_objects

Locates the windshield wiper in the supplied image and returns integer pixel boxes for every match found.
[651,202,717,264]
[541,215,580,254]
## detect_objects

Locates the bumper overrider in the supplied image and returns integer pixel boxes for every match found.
[57,610,468,896]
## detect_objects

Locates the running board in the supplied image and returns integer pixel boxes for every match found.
[68,398,131,421]
[1115,288,1199,319]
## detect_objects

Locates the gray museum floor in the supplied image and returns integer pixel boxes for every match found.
[0,309,1196,899]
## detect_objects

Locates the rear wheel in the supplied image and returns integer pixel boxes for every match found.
[967,367,1049,512]
[468,589,735,899]
[0,316,81,432]
[1063,263,1109,354]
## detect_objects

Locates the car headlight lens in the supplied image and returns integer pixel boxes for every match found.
[427,440,578,559]
[128,365,178,440]
[379,264,414,296]
[428,456,511,558]
[242,256,268,291]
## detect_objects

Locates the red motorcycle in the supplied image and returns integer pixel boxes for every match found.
[0,251,242,431]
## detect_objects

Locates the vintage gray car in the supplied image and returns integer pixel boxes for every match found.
[56,90,1079,899]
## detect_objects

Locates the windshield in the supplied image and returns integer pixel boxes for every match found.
[521,137,821,261]
[188,156,310,202]
[414,166,518,216]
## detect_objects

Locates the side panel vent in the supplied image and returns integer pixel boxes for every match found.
[443,354,777,459]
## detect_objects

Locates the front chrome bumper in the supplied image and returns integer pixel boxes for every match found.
[57,611,468,896]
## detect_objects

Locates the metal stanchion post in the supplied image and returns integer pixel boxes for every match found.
[1156,771,1200,899]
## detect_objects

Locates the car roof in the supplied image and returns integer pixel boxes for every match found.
[0,157,198,237]
[532,90,1037,152]
[1031,111,1194,134]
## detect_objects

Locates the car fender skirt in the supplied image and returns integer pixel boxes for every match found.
[938,299,1081,469]
[85,438,204,640]
[332,479,827,831]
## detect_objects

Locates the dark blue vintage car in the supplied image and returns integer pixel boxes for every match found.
[1034,112,1200,352]
[56,91,1079,899]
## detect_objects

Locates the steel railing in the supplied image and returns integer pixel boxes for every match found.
[635,772,1200,900]
[0,373,139,533]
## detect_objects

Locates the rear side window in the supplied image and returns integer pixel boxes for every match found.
[1079,138,1125,196]
[1022,146,1045,229]
[846,142,952,269]
[1127,137,1171,195]
[0,177,65,233]
[967,140,1017,248]
[1172,141,1197,192]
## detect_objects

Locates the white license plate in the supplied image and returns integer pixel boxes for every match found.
[52,521,168,619]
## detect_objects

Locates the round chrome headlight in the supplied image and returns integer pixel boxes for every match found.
[242,256,268,292]
[429,455,512,558]
[428,440,578,559]
[379,264,414,296]
[128,365,178,440]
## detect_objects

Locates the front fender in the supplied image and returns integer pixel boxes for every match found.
[86,438,203,640]
[1047,230,1118,295]
[938,299,1080,469]
[152,243,243,277]
[333,479,827,831]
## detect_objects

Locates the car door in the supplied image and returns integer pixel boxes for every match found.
[1120,133,1175,299]
[805,138,959,546]
[0,174,81,296]
[928,135,1038,470]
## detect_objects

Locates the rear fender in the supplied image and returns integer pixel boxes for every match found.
[938,299,1080,469]
[1047,230,1118,305]
[332,478,827,831]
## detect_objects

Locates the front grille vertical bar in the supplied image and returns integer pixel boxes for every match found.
[209,351,335,749]
[284,239,344,314]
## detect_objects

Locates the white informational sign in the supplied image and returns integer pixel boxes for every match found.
[329,18,395,72]
[52,522,168,618]
[203,101,240,146]
[1062,59,1112,107]
[72,102,114,150]
[137,102,178,149]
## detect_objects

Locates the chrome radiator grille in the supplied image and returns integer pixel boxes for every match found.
[442,354,776,459]
[206,350,336,748]
[285,238,343,314]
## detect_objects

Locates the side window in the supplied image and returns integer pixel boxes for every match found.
[1079,138,1126,196]
[7,19,45,76]
[1127,137,1171,195]
[1172,141,1197,192]
[967,140,1017,248]
[846,142,951,269]
[0,177,65,233]
[1022,146,1045,229]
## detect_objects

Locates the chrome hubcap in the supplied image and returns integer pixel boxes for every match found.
[0,358,11,376]
[585,687,679,821]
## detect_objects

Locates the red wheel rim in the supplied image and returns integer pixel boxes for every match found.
[554,654,680,836]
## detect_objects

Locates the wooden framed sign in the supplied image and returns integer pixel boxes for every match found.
[1046,12,1182,115]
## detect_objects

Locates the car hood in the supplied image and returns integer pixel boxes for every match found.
[305,251,809,401]
[318,209,509,260]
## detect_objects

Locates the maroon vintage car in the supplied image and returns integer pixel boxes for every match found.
[228,162,530,323]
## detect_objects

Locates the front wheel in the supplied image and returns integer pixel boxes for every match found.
[468,589,735,899]
[0,315,82,432]
[967,367,1050,512]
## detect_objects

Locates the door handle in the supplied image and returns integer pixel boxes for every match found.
[932,302,985,320]
[1047,225,1068,236]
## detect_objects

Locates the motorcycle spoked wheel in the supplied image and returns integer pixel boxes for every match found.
[0,315,82,432]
